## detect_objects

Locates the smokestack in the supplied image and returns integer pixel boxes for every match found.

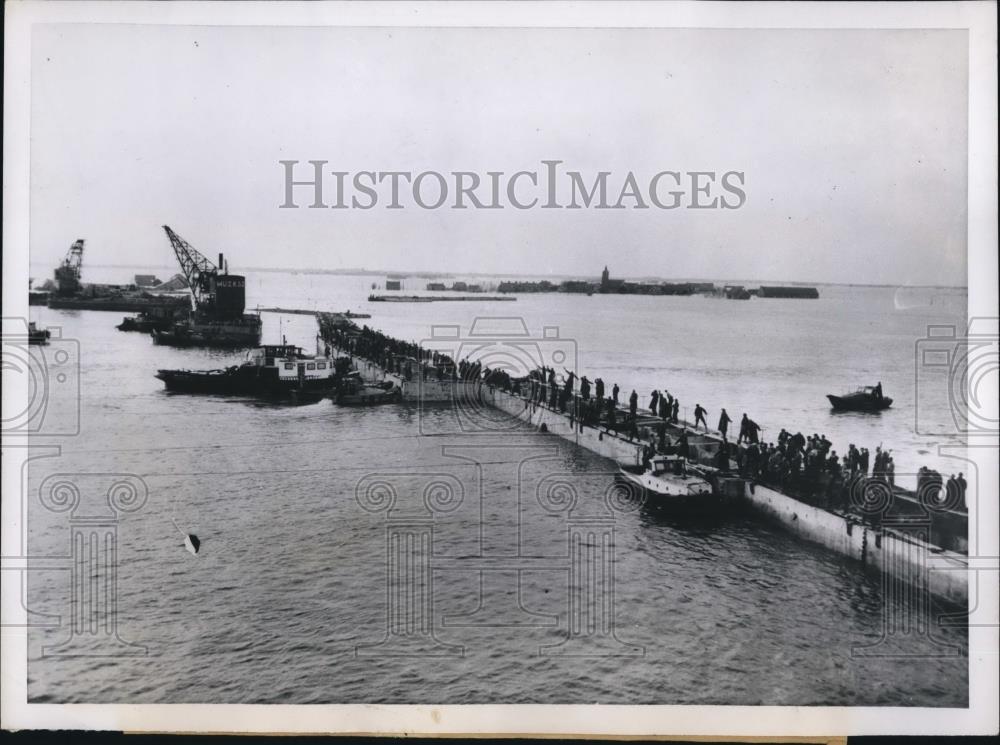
[218,253,224,274]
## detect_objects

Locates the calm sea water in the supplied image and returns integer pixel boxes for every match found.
[25,268,968,704]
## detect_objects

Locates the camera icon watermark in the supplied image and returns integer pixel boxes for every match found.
[844,469,968,551]
[843,469,971,658]
[1,317,81,437]
[914,317,999,437]
[417,317,577,435]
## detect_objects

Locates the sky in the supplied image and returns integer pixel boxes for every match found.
[30,25,968,285]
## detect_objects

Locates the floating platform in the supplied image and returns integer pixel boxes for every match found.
[318,321,966,608]
[757,285,820,299]
[47,293,190,313]
[258,307,371,319]
[367,294,516,302]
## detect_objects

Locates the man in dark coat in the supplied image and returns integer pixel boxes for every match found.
[718,408,731,438]
[694,404,708,430]
[738,413,750,443]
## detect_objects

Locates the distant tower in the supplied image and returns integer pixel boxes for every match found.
[601,265,610,290]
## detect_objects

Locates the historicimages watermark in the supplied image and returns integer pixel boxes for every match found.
[279,159,747,211]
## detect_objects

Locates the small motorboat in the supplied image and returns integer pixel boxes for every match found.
[616,454,715,509]
[827,386,892,412]
[334,371,401,406]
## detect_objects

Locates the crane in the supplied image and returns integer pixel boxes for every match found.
[54,239,85,296]
[162,225,218,310]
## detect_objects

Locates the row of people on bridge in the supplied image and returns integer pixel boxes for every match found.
[320,323,962,511]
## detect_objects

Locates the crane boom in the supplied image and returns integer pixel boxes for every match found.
[54,239,85,296]
[162,225,217,308]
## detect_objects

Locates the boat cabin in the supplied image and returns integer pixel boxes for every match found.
[248,345,335,381]
[650,455,691,477]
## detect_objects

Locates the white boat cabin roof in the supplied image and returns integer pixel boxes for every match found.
[248,345,335,379]
[650,454,691,474]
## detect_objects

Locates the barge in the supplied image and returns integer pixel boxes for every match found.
[368,294,516,302]
[152,314,262,348]
[47,293,190,313]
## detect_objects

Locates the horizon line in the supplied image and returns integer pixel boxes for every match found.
[28,260,969,291]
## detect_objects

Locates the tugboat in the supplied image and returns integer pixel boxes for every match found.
[616,454,715,509]
[334,371,401,406]
[827,383,892,412]
[155,344,345,401]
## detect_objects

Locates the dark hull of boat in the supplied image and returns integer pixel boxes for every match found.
[152,327,261,348]
[118,317,174,332]
[827,394,893,412]
[156,369,336,400]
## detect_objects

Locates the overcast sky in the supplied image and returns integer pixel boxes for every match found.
[30,25,967,285]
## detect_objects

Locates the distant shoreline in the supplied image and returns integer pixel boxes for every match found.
[28,261,968,291]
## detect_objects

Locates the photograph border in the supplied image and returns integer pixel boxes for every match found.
[2,0,997,736]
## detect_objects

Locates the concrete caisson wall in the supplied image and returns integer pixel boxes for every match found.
[746,483,967,606]
[488,387,968,606]
[485,387,644,464]
[334,351,968,607]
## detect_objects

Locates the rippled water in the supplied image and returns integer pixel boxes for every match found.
[25,270,967,704]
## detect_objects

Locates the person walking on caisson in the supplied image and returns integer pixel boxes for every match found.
[694,403,708,430]
[718,408,731,439]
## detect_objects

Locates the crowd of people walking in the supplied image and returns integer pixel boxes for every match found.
[319,319,967,513]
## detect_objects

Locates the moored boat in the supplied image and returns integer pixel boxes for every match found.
[616,455,716,509]
[117,306,189,333]
[334,372,401,405]
[152,314,262,348]
[827,386,892,412]
[155,344,345,400]
[118,316,164,332]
